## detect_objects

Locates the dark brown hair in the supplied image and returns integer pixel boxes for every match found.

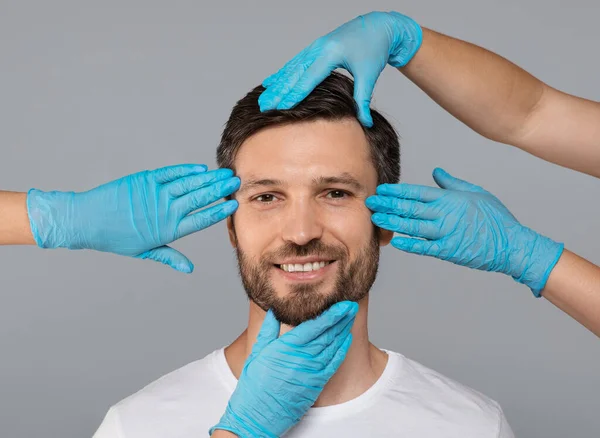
[217,71,400,184]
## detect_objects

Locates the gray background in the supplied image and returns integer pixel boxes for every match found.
[1,1,598,437]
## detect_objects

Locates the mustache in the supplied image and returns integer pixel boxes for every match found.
[265,240,346,263]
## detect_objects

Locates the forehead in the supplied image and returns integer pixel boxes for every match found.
[234,119,376,185]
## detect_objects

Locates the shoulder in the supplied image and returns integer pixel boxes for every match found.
[117,349,225,410]
[385,351,512,436]
[94,349,231,437]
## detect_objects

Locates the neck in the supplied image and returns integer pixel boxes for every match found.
[224,296,388,407]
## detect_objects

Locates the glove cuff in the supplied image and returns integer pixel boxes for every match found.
[387,12,423,67]
[210,403,276,438]
[511,230,564,297]
[26,188,77,249]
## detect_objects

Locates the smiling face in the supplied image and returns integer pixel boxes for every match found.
[227,118,392,326]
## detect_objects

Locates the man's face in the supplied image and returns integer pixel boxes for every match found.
[228,119,392,326]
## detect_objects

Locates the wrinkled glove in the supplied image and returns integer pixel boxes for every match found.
[366,168,564,296]
[259,11,422,126]
[210,301,358,437]
[27,164,240,273]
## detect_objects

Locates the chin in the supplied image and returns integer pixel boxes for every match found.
[266,289,343,327]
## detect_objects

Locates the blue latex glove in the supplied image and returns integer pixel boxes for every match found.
[26,164,240,273]
[210,301,358,437]
[366,168,564,296]
[258,11,422,127]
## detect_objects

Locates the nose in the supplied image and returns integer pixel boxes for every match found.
[280,198,324,246]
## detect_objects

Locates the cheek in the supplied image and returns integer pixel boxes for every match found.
[232,205,278,253]
[323,204,374,250]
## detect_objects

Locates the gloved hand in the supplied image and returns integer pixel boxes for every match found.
[258,11,422,127]
[26,164,240,273]
[210,301,358,437]
[366,168,564,296]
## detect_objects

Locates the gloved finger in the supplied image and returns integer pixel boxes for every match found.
[281,301,358,346]
[152,164,208,184]
[260,56,313,111]
[300,313,355,363]
[251,309,281,357]
[432,168,485,193]
[136,245,194,273]
[166,168,234,198]
[312,318,354,371]
[391,236,442,257]
[276,55,336,110]
[261,48,307,89]
[176,200,238,239]
[262,71,280,88]
[290,317,354,374]
[265,67,309,111]
[174,177,240,217]
[322,332,353,376]
[376,183,444,202]
[372,213,442,239]
[365,195,437,220]
[259,64,303,110]
[352,68,380,127]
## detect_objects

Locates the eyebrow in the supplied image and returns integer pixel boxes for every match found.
[313,173,365,192]
[237,172,366,194]
[236,178,285,195]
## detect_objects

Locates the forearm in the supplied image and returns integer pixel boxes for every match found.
[541,249,600,337]
[400,28,600,178]
[211,430,238,438]
[0,191,35,245]
[400,28,544,144]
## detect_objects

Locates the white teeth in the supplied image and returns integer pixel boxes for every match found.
[280,261,331,272]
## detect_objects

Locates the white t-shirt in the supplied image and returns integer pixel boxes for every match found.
[93,348,514,438]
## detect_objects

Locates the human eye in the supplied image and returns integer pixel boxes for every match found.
[253,193,279,204]
[325,189,351,200]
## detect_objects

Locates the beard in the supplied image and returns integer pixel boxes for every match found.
[233,229,381,326]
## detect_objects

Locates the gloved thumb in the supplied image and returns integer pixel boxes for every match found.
[136,245,194,273]
[432,167,484,193]
[353,70,377,127]
[251,310,280,356]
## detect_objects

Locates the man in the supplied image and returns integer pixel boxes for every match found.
[93,72,514,437]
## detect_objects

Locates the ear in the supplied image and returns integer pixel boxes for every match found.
[227,216,237,248]
[378,228,394,247]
